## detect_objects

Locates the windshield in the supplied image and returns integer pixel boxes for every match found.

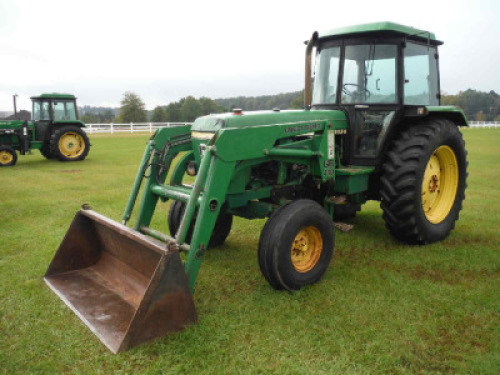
[312,43,398,105]
[342,44,398,104]
[53,100,77,121]
[312,46,341,104]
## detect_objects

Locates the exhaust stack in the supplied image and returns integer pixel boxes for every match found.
[304,31,318,109]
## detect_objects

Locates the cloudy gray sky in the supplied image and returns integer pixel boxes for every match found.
[0,0,498,111]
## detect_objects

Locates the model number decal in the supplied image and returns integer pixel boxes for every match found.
[284,123,322,134]
[328,130,334,159]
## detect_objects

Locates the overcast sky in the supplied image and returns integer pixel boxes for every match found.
[0,0,498,111]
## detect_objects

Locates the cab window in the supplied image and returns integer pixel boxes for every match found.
[33,100,51,121]
[341,44,398,104]
[53,101,77,121]
[404,42,439,105]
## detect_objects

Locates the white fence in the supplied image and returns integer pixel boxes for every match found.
[468,121,500,128]
[83,121,500,134]
[84,122,191,134]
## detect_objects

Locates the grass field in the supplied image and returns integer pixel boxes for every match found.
[0,129,499,374]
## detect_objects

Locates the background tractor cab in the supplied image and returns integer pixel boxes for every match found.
[0,93,90,166]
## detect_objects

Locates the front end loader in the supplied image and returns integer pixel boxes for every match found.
[45,22,468,352]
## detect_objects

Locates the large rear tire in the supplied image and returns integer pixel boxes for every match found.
[380,118,467,244]
[258,199,335,290]
[0,145,17,167]
[168,200,233,248]
[50,125,90,161]
[40,142,55,159]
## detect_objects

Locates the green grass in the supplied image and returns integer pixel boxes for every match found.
[0,129,499,374]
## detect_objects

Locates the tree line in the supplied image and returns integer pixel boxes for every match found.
[442,89,500,121]
[80,89,500,123]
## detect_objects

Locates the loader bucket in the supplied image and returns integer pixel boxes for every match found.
[44,208,197,353]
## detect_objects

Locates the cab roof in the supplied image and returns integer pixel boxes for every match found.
[318,22,443,45]
[30,93,76,100]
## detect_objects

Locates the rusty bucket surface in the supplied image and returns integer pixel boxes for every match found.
[44,209,197,353]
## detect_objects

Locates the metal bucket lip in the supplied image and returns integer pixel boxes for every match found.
[79,208,169,256]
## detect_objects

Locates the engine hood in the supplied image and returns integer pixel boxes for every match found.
[191,109,347,133]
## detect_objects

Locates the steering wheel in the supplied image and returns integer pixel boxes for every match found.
[342,83,371,98]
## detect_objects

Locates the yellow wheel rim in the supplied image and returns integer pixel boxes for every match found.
[59,132,85,158]
[291,226,323,273]
[0,150,14,165]
[421,145,459,224]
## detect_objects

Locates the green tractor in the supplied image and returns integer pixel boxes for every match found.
[45,22,468,353]
[0,93,90,166]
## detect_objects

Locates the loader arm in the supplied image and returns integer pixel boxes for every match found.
[129,119,334,292]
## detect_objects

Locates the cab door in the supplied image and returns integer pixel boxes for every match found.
[32,100,52,141]
[341,43,401,166]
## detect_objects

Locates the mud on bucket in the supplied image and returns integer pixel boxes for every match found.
[44,208,197,353]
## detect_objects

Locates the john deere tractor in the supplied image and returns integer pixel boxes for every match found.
[45,22,468,353]
[0,93,90,166]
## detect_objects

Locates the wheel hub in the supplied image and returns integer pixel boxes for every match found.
[59,133,85,158]
[291,226,323,273]
[428,174,439,193]
[421,145,459,224]
[0,150,13,164]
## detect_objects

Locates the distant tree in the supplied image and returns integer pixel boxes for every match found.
[180,96,203,122]
[103,109,115,123]
[118,92,147,123]
[290,91,304,109]
[442,89,499,121]
[475,111,486,121]
[150,106,168,122]
[165,102,182,122]
[199,97,225,115]
[213,90,302,111]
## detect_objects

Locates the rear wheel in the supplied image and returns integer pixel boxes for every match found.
[168,200,233,248]
[50,126,90,161]
[0,145,17,167]
[380,118,467,244]
[258,199,335,290]
[40,142,55,159]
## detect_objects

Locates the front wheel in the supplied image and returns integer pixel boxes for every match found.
[0,145,17,167]
[258,199,335,290]
[168,200,233,248]
[50,126,90,161]
[380,118,468,244]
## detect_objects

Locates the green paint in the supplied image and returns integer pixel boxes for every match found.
[427,106,468,126]
[30,93,77,100]
[191,109,347,132]
[319,22,441,44]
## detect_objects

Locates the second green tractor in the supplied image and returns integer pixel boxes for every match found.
[0,93,90,166]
